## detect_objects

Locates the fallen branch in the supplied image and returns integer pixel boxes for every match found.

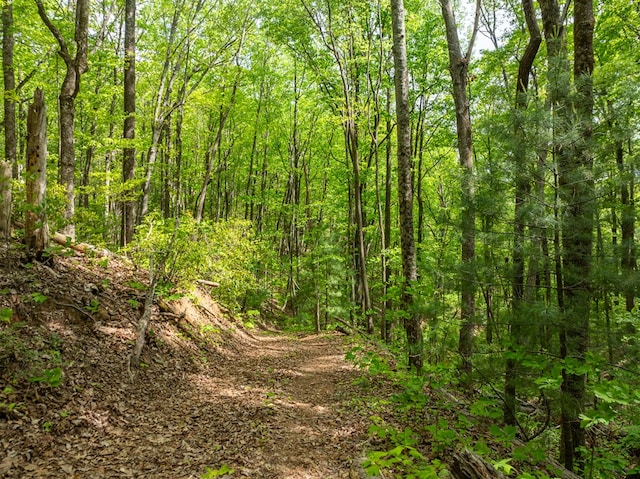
[196,279,220,288]
[54,300,96,323]
[334,316,364,335]
[51,231,114,258]
[128,220,177,376]
[335,325,351,336]
[450,449,505,479]
[128,270,157,374]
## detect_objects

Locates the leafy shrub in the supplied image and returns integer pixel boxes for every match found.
[126,214,274,310]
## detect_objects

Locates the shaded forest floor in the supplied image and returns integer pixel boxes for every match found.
[0,244,376,478]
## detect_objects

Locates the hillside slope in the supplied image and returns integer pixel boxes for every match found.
[0,243,370,478]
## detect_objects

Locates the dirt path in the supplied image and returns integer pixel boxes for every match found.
[2,331,371,478]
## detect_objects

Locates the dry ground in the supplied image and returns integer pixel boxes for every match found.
[0,245,373,478]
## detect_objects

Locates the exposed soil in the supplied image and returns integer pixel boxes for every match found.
[0,244,373,478]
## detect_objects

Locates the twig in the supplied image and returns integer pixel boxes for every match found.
[54,301,96,322]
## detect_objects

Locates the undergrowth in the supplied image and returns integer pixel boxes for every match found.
[345,342,640,479]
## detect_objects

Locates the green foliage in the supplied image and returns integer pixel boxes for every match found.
[127,214,274,311]
[470,397,503,420]
[490,424,518,447]
[365,417,448,478]
[0,307,12,322]
[345,346,392,376]
[127,299,140,309]
[424,419,458,453]
[30,292,48,304]
[86,299,100,314]
[201,464,234,478]
[28,367,63,388]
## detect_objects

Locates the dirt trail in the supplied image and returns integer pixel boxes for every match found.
[2,330,370,478]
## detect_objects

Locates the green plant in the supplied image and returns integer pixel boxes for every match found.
[28,367,63,387]
[127,280,147,290]
[492,458,514,475]
[86,299,100,313]
[0,307,12,322]
[30,292,48,304]
[127,298,140,309]
[201,464,234,478]
[364,445,447,479]
[125,215,274,311]
[424,418,459,452]
[470,397,503,420]
[489,424,517,447]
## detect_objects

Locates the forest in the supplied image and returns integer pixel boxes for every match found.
[1,0,639,477]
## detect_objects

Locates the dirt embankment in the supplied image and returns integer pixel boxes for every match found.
[0,244,371,478]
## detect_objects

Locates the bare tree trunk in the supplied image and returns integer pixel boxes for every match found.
[440,0,480,379]
[245,75,265,221]
[25,89,49,259]
[0,1,14,238]
[194,102,234,222]
[391,0,423,371]
[36,0,89,240]
[384,89,393,341]
[121,0,136,246]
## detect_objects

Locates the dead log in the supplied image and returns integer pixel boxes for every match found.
[335,325,351,335]
[157,298,185,318]
[51,231,114,258]
[128,274,157,373]
[0,160,11,239]
[196,279,220,288]
[25,88,49,259]
[450,449,505,479]
[334,316,361,333]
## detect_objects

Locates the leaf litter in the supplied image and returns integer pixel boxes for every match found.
[0,244,373,478]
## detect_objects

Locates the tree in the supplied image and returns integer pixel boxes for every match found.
[121,0,136,246]
[36,0,90,240]
[557,0,595,470]
[439,0,480,378]
[0,0,15,239]
[504,0,542,426]
[25,88,48,258]
[391,0,423,371]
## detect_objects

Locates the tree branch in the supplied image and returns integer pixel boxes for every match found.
[34,0,72,64]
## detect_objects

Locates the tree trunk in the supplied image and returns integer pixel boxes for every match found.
[391,0,423,371]
[505,0,541,426]
[450,449,506,479]
[25,89,49,258]
[121,0,136,246]
[36,0,89,240]
[440,0,479,378]
[194,102,234,222]
[1,0,15,239]
[556,0,595,471]
[617,141,636,314]
[383,89,393,342]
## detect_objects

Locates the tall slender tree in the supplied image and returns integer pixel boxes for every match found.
[558,0,595,471]
[391,0,423,371]
[121,0,136,246]
[439,0,480,377]
[0,0,15,239]
[25,89,48,259]
[505,0,542,426]
[36,0,90,240]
